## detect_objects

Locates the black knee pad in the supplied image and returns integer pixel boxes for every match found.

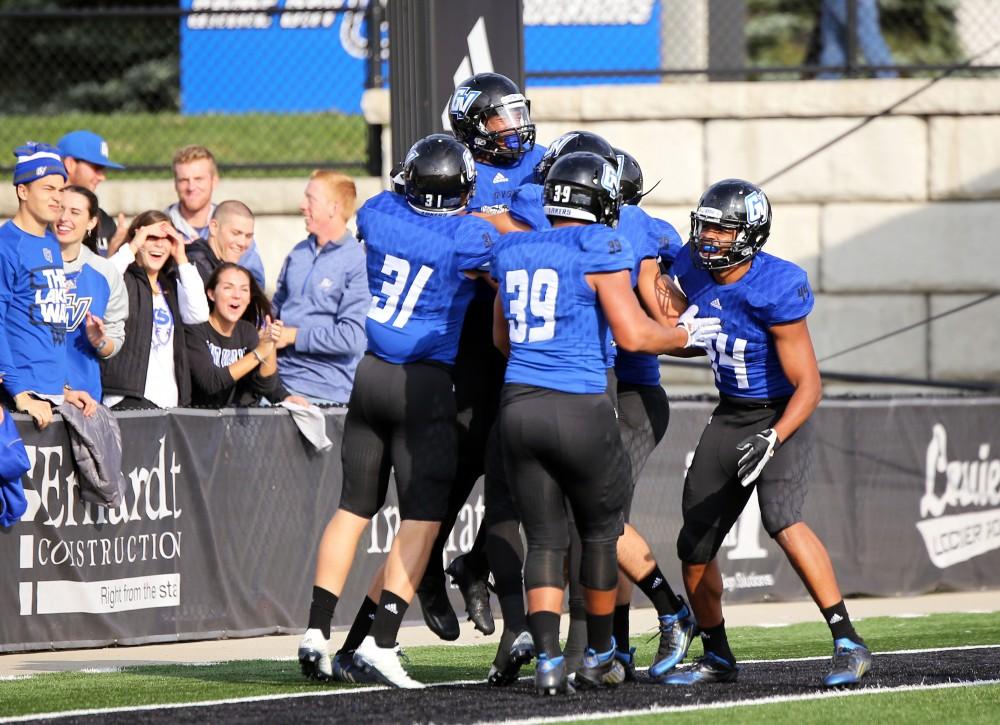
[579,536,619,591]
[524,546,568,590]
[676,523,720,565]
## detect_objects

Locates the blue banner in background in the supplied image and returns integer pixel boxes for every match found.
[179,0,375,115]
[178,0,662,116]
[524,0,662,86]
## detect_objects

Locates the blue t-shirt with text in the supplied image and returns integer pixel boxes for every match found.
[0,222,68,397]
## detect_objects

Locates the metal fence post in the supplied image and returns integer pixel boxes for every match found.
[365,0,385,177]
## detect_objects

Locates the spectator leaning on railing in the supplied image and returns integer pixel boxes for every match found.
[55,185,129,402]
[102,211,209,410]
[186,262,308,408]
[272,170,368,406]
[0,143,96,428]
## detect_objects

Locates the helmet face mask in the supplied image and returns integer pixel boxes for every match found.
[449,74,536,166]
[402,134,477,216]
[689,179,771,270]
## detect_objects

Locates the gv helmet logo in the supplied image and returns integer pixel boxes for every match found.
[745,191,768,224]
[450,87,482,118]
[600,162,620,196]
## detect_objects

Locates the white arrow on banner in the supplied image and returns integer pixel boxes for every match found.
[441,16,494,129]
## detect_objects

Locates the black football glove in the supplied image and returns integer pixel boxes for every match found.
[736,428,781,487]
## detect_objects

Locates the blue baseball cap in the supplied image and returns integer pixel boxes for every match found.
[57,130,125,170]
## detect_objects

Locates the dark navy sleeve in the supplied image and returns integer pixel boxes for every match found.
[753,260,814,326]
[649,216,684,266]
[509,183,549,231]
[454,216,496,275]
[578,226,634,275]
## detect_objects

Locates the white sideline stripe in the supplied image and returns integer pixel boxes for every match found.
[1,644,997,722]
[482,678,1000,725]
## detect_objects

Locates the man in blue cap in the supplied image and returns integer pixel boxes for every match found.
[58,130,127,256]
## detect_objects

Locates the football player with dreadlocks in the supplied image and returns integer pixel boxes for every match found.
[659,179,871,688]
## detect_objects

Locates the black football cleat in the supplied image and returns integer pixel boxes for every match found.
[446,554,495,635]
[417,574,460,641]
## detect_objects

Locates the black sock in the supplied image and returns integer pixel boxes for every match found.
[821,600,864,645]
[636,566,681,617]
[613,604,631,653]
[528,610,563,659]
[564,599,587,661]
[339,596,377,654]
[371,590,409,648]
[307,586,339,640]
[586,611,614,654]
[700,621,735,665]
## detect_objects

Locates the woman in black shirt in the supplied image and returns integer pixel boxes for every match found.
[186,263,307,407]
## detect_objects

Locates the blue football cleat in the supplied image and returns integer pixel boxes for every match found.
[647,601,697,679]
[535,653,574,696]
[574,640,626,689]
[656,651,738,685]
[823,638,872,687]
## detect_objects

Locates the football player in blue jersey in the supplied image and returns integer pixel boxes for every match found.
[659,179,871,688]
[491,152,720,695]
[414,72,549,645]
[298,135,496,689]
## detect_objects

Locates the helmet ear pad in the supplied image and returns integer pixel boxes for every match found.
[688,179,771,270]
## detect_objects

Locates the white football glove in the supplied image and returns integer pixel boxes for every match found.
[736,428,781,487]
[676,304,722,350]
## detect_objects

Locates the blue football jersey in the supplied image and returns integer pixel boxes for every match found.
[65,264,111,400]
[672,247,814,399]
[468,145,547,215]
[358,191,495,365]
[492,224,633,394]
[612,205,677,386]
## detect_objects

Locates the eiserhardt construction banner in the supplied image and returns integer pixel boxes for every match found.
[2,399,998,652]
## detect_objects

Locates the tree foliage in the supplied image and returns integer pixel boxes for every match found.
[0,0,178,114]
